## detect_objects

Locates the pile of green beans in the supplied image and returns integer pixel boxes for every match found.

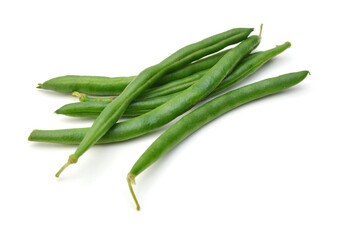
[55,42,291,118]
[29,26,309,210]
[55,28,255,178]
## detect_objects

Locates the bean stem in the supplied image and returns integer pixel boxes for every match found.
[55,162,71,177]
[127,173,140,210]
[55,155,77,177]
[72,91,85,102]
[73,91,115,102]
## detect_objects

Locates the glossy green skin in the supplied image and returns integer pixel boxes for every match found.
[55,42,290,118]
[30,36,260,145]
[69,28,255,162]
[37,76,135,96]
[37,49,230,96]
[130,71,310,176]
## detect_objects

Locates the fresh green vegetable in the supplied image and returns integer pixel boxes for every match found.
[55,42,290,119]
[127,70,310,210]
[55,28,254,177]
[30,36,260,145]
[37,76,135,96]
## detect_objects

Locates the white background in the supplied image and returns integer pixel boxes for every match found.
[1,0,336,239]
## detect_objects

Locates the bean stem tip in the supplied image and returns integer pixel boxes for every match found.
[127,173,140,211]
[72,91,86,102]
[55,162,71,178]
[259,24,263,37]
[72,91,80,97]
[55,155,77,178]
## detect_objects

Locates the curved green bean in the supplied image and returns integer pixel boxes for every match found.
[127,70,310,210]
[55,28,254,177]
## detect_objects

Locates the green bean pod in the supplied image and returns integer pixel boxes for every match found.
[31,35,260,148]
[37,76,135,96]
[127,70,310,210]
[55,42,290,119]
[55,28,254,177]
[37,49,230,96]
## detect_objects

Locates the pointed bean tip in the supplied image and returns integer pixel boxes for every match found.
[27,131,34,141]
[127,173,140,210]
[259,24,263,37]
[54,109,61,114]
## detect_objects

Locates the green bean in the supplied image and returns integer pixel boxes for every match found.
[37,49,231,96]
[37,76,135,96]
[55,42,290,119]
[127,70,310,210]
[55,28,254,177]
